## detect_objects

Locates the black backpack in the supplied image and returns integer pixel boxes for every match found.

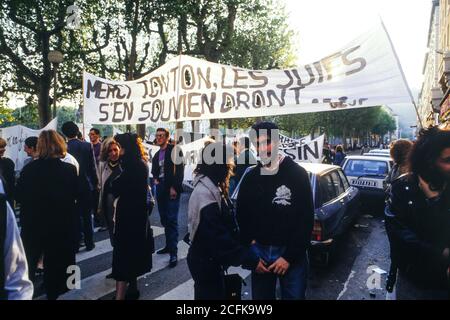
[0,194,7,299]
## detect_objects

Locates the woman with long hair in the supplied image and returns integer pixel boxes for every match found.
[111,133,152,300]
[16,130,79,300]
[386,139,413,185]
[97,138,122,246]
[385,127,450,299]
[187,142,262,300]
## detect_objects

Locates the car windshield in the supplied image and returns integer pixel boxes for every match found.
[343,159,388,177]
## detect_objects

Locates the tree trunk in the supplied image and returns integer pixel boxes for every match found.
[38,79,52,127]
[209,119,220,139]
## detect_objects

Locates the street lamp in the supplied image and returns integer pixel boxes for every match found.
[47,50,64,119]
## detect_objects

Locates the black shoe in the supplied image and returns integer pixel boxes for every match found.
[157,247,170,255]
[169,255,177,268]
[86,244,95,251]
[105,273,114,279]
[125,289,140,300]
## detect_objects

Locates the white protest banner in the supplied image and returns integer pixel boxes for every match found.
[180,137,213,181]
[84,22,411,125]
[280,135,324,163]
[2,118,58,171]
[279,133,311,150]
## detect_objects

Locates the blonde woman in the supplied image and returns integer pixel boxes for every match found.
[97,137,122,246]
[16,130,79,300]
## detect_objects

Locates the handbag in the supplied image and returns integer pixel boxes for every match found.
[223,273,243,300]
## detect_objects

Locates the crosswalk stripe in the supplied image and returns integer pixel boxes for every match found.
[56,240,190,300]
[155,267,251,300]
[76,226,165,263]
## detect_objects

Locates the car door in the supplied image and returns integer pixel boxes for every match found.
[316,171,343,240]
[328,170,349,237]
[337,168,360,228]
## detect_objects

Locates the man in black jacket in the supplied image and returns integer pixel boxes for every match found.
[62,121,98,251]
[151,128,184,268]
[236,121,314,300]
[385,127,450,299]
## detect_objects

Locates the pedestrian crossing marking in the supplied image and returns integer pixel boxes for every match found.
[76,226,165,263]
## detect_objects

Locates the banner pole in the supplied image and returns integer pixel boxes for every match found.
[379,18,423,129]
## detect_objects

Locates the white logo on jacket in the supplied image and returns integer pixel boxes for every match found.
[272,185,292,206]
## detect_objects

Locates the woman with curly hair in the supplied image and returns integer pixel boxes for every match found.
[111,133,152,300]
[385,126,450,299]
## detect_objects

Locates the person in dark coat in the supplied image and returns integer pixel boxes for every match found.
[61,121,98,251]
[0,137,16,206]
[385,127,450,299]
[187,142,262,300]
[112,133,152,300]
[16,130,79,300]
[151,128,184,268]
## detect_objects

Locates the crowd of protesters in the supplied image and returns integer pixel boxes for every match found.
[0,120,449,300]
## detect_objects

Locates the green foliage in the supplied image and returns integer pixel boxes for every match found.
[11,104,40,129]
[275,106,397,140]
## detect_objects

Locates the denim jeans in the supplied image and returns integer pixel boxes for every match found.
[251,243,308,300]
[156,182,180,256]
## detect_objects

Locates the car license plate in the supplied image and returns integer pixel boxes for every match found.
[351,179,378,187]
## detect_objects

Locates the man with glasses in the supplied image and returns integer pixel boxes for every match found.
[151,128,184,268]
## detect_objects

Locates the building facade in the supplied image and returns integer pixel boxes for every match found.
[418,0,441,127]
[437,0,450,127]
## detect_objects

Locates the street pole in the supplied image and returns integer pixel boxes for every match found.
[47,50,64,120]
[52,64,58,119]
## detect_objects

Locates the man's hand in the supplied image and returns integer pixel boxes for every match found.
[255,259,270,274]
[268,257,290,276]
[170,187,178,200]
[418,176,441,199]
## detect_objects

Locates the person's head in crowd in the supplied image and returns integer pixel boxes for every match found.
[336,145,344,153]
[77,131,84,141]
[24,136,38,158]
[100,137,121,163]
[36,130,67,159]
[409,126,450,191]
[114,133,148,164]
[89,128,101,145]
[61,121,79,139]
[194,142,235,197]
[250,121,279,165]
[155,128,170,148]
[232,140,239,156]
[0,137,7,158]
[390,139,413,169]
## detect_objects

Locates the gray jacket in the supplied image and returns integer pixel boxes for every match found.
[188,174,221,243]
[2,184,33,299]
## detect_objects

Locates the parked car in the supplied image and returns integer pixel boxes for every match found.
[367,149,390,156]
[362,152,391,158]
[231,162,360,266]
[341,155,393,212]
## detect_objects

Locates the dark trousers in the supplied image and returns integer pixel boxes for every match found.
[156,183,180,256]
[251,243,308,300]
[78,193,94,247]
[23,234,75,300]
[187,250,225,300]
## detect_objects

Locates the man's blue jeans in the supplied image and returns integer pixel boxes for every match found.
[156,182,180,256]
[251,243,308,300]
